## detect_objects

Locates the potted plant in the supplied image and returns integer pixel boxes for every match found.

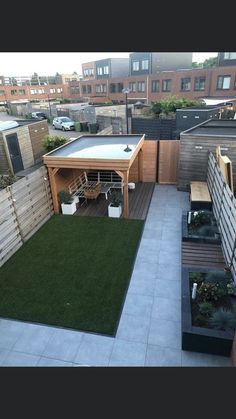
[58,190,77,215]
[108,191,123,218]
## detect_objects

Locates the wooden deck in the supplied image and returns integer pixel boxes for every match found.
[74,182,155,220]
[182,241,225,269]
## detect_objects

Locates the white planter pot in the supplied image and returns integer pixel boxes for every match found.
[61,200,77,215]
[108,203,122,218]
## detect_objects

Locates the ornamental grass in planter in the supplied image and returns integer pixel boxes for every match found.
[182,267,236,356]
[182,210,221,243]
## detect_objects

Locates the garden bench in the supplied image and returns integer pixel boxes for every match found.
[68,172,98,204]
[190,181,212,211]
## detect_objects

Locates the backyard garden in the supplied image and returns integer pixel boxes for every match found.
[0,215,144,336]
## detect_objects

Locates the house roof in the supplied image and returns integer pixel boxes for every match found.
[46,135,144,160]
[43,134,145,172]
[181,119,236,137]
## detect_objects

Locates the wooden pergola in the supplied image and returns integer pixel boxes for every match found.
[43,134,145,218]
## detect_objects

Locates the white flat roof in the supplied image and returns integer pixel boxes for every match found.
[48,135,143,160]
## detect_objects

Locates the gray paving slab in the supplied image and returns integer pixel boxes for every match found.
[155,263,181,282]
[0,348,10,365]
[109,339,146,366]
[148,318,181,349]
[181,350,232,367]
[128,276,156,297]
[117,313,150,343]
[0,319,27,350]
[2,351,40,366]
[37,357,74,366]
[122,293,153,317]
[42,328,84,362]
[12,323,55,356]
[146,345,181,367]
[74,334,114,366]
[151,297,181,322]
[155,279,181,300]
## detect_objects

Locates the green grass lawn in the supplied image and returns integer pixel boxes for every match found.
[0,215,144,335]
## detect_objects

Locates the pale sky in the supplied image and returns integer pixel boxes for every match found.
[0,52,218,76]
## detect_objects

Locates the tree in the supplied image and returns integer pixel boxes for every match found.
[202,57,218,68]
[43,135,68,152]
[150,96,205,117]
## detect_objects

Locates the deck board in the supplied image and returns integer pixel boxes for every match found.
[182,241,225,269]
[74,182,155,220]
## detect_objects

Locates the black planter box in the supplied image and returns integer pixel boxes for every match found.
[182,212,221,245]
[190,201,212,211]
[182,267,233,357]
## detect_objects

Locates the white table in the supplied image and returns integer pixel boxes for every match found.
[100,183,111,200]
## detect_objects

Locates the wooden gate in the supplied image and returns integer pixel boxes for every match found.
[158,140,179,184]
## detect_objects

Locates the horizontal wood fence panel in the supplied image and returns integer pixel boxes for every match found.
[207,152,236,280]
[0,166,53,267]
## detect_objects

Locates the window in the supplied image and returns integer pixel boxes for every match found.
[132,61,139,71]
[224,53,236,59]
[194,77,206,91]
[89,69,94,76]
[57,88,63,93]
[162,79,172,92]
[110,83,124,93]
[18,89,26,95]
[84,69,89,77]
[82,85,91,94]
[217,75,231,89]
[30,89,37,95]
[129,82,136,92]
[50,88,56,93]
[0,90,5,95]
[137,81,145,92]
[11,90,17,95]
[71,86,80,94]
[141,60,149,70]
[96,84,106,93]
[97,67,103,76]
[103,65,109,75]
[181,78,191,91]
[38,89,45,94]
[151,80,160,92]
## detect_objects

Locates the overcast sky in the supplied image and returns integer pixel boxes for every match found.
[0,52,218,76]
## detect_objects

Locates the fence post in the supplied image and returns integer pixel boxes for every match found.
[6,185,24,243]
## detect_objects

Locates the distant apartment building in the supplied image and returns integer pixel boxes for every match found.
[218,52,236,67]
[129,52,192,76]
[95,58,129,79]
[0,83,70,102]
[82,62,96,80]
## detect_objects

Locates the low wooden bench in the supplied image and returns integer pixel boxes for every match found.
[190,181,212,211]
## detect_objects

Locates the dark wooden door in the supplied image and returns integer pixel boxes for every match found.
[6,133,24,173]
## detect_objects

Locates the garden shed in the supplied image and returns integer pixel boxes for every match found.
[43,134,145,218]
[0,119,49,175]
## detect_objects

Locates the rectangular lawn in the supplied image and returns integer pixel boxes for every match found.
[0,215,144,335]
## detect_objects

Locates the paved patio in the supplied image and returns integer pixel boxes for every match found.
[0,185,232,366]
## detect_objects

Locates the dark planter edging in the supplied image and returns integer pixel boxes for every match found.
[182,267,233,357]
[182,212,221,245]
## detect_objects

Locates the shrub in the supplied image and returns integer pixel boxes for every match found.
[208,308,236,331]
[198,282,226,302]
[198,302,215,317]
[194,314,208,327]
[57,190,73,204]
[0,171,18,190]
[110,191,123,207]
[190,210,212,228]
[43,135,67,152]
[196,225,219,237]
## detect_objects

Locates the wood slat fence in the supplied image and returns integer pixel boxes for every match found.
[207,152,236,280]
[0,166,53,267]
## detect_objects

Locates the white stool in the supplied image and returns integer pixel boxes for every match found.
[128,182,135,190]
